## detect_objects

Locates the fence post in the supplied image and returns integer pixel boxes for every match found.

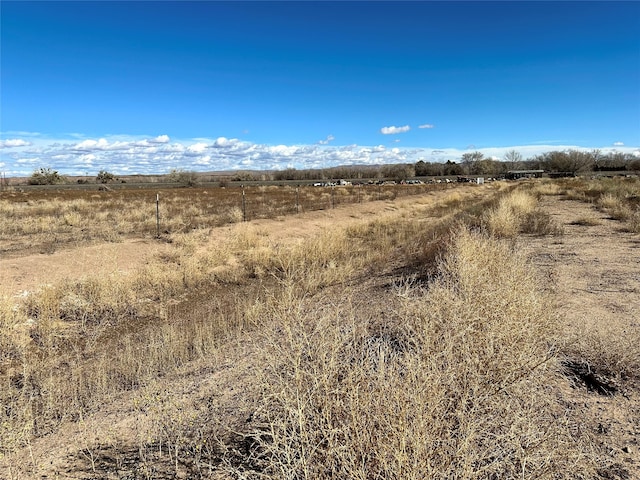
[241,185,246,222]
[156,193,160,238]
[331,184,335,209]
[295,186,300,213]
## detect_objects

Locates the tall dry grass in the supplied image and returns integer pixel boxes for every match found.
[554,176,640,232]
[248,227,594,479]
[485,189,564,238]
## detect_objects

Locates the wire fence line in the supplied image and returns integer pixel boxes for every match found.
[153,182,454,236]
[0,182,455,252]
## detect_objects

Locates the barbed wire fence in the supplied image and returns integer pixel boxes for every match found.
[154,182,454,235]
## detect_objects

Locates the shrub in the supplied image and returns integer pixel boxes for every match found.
[167,169,199,187]
[29,167,66,185]
[249,228,594,479]
[96,170,116,184]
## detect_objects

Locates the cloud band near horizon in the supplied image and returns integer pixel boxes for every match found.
[1,134,638,177]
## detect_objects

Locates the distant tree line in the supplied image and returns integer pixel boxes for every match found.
[265,150,639,182]
[26,150,640,186]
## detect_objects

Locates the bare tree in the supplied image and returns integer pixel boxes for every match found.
[503,150,523,171]
[461,151,484,175]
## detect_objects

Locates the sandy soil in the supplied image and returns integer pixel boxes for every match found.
[521,197,640,477]
[2,187,639,478]
[523,197,640,332]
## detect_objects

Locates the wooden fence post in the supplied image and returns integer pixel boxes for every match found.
[156,193,160,238]
[241,185,247,222]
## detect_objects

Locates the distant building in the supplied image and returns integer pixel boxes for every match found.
[506,170,545,180]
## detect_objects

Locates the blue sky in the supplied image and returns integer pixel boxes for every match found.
[1,1,639,176]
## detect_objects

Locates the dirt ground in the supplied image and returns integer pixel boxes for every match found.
[521,196,640,478]
[2,187,639,478]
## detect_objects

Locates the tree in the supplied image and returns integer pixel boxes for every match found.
[96,170,116,184]
[167,169,199,186]
[383,164,415,182]
[538,150,594,174]
[273,168,299,181]
[503,150,523,171]
[461,151,484,175]
[415,160,429,176]
[29,167,66,185]
[473,158,502,176]
[443,160,463,176]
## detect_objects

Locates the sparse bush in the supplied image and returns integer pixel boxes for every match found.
[521,209,565,235]
[167,169,199,186]
[485,190,536,237]
[96,170,116,184]
[29,167,66,185]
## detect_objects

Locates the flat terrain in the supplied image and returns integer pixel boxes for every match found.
[1,186,458,297]
[521,197,640,477]
[2,184,639,478]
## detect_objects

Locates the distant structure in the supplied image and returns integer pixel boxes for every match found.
[547,171,577,178]
[506,170,545,180]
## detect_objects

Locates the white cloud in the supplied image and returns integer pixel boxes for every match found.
[418,124,434,129]
[269,145,298,156]
[613,141,624,146]
[213,137,240,147]
[194,155,212,165]
[3,133,640,178]
[73,138,110,150]
[187,143,209,153]
[317,134,335,145]
[151,135,170,144]
[380,125,410,135]
[0,139,32,148]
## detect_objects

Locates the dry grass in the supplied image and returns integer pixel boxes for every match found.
[0,185,484,466]
[562,315,640,390]
[485,189,564,237]
[0,184,448,256]
[554,176,640,233]
[532,180,565,196]
[247,227,595,479]
[3,181,635,478]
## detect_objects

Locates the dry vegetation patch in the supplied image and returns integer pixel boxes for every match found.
[248,228,592,479]
[2,180,638,479]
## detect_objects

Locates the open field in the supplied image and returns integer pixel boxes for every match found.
[0,183,446,258]
[1,178,639,479]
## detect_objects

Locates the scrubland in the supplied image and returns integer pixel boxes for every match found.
[556,176,640,233]
[1,178,639,479]
[0,183,435,257]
